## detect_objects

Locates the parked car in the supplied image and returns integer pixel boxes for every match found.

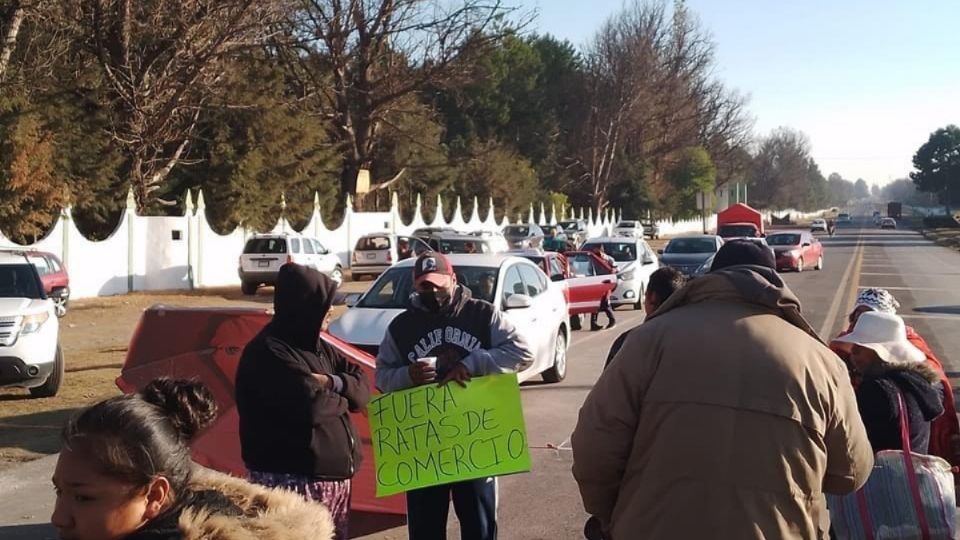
[511,249,616,331]
[330,254,570,383]
[239,233,343,294]
[468,230,510,253]
[581,237,660,310]
[837,213,853,225]
[810,219,828,233]
[426,233,498,254]
[351,233,431,280]
[766,231,823,272]
[25,251,70,317]
[558,219,589,247]
[641,220,661,240]
[0,251,63,397]
[612,220,645,238]
[503,223,545,249]
[880,217,897,230]
[657,235,724,278]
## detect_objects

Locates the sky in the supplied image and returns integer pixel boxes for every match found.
[521,0,960,186]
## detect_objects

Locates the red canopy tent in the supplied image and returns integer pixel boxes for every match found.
[717,203,764,235]
[116,306,405,515]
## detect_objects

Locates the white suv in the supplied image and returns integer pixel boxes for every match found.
[239,233,343,295]
[0,252,63,397]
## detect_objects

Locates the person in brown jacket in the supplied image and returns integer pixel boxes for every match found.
[572,239,874,540]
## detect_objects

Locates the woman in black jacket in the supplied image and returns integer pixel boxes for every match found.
[834,311,944,452]
[235,264,370,540]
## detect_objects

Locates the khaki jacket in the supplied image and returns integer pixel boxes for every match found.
[572,266,873,539]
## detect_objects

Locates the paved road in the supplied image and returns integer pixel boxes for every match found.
[2,217,958,539]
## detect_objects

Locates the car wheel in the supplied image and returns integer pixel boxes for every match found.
[30,345,64,398]
[816,255,824,271]
[541,330,567,383]
[53,295,68,318]
[796,257,804,273]
[633,285,645,310]
[241,281,258,295]
[569,313,582,331]
[330,265,344,287]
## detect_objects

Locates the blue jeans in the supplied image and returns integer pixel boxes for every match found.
[406,477,497,540]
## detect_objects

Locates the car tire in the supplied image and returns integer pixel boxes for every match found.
[633,285,645,310]
[330,265,344,287]
[816,255,824,271]
[53,295,68,318]
[569,313,582,331]
[796,257,804,273]
[241,281,258,295]
[30,345,64,398]
[541,329,567,383]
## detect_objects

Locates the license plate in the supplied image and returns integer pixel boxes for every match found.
[366,253,376,259]
[258,260,270,268]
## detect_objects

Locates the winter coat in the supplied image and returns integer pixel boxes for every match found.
[236,264,370,480]
[857,361,944,453]
[572,265,874,540]
[376,284,533,392]
[831,326,960,464]
[126,466,334,539]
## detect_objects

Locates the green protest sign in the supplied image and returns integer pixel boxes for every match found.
[369,373,531,497]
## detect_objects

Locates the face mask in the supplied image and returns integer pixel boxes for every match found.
[420,288,451,312]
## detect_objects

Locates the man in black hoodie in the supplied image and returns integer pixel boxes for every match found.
[377,251,534,540]
[236,263,369,540]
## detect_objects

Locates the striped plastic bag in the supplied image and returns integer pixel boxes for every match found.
[827,394,957,540]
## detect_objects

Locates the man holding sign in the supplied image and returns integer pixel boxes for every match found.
[376,251,533,540]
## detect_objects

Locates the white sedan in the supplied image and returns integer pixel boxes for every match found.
[581,237,660,310]
[329,254,570,383]
[810,219,828,232]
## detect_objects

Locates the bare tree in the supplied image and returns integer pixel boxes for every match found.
[70,0,289,212]
[0,0,25,82]
[280,0,523,209]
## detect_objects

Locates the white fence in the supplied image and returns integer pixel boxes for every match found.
[0,191,628,299]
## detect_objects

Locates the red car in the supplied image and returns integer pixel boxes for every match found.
[116,306,406,516]
[25,251,70,317]
[767,231,824,272]
[512,249,617,330]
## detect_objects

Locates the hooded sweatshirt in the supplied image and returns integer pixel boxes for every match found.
[236,264,370,480]
[572,265,873,540]
[857,361,944,453]
[376,284,534,392]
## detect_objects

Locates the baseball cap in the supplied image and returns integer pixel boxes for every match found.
[414,252,455,287]
[710,239,776,272]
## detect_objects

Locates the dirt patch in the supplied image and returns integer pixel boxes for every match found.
[0,280,368,470]
[920,228,960,251]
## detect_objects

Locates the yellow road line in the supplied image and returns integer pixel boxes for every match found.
[818,237,864,339]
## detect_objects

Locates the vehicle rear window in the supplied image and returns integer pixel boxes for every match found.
[437,239,490,254]
[504,226,529,236]
[616,221,637,228]
[243,238,287,254]
[357,236,391,250]
[766,234,801,246]
[582,242,637,262]
[359,265,498,308]
[718,225,759,237]
[0,264,43,299]
[665,238,717,254]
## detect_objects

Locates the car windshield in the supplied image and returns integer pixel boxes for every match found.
[766,234,801,246]
[504,226,529,236]
[718,225,758,237]
[559,221,579,231]
[0,264,43,299]
[583,242,637,262]
[243,238,287,254]
[665,238,717,254]
[357,236,391,250]
[436,239,490,254]
[358,265,498,308]
[616,221,636,228]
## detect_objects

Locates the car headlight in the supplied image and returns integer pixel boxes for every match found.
[695,262,710,275]
[789,250,801,258]
[21,312,50,334]
[619,270,635,281]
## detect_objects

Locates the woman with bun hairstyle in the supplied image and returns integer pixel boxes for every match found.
[51,378,334,540]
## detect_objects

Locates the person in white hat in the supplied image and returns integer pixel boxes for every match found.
[833,311,944,453]
[831,288,960,466]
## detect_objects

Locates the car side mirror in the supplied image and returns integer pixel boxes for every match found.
[550,274,565,282]
[504,294,533,310]
[657,249,664,255]
[343,293,362,308]
[802,243,811,247]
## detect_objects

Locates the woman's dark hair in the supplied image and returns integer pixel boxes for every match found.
[61,378,217,495]
[647,266,686,306]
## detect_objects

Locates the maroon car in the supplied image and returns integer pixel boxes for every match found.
[766,231,824,272]
[25,251,69,317]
